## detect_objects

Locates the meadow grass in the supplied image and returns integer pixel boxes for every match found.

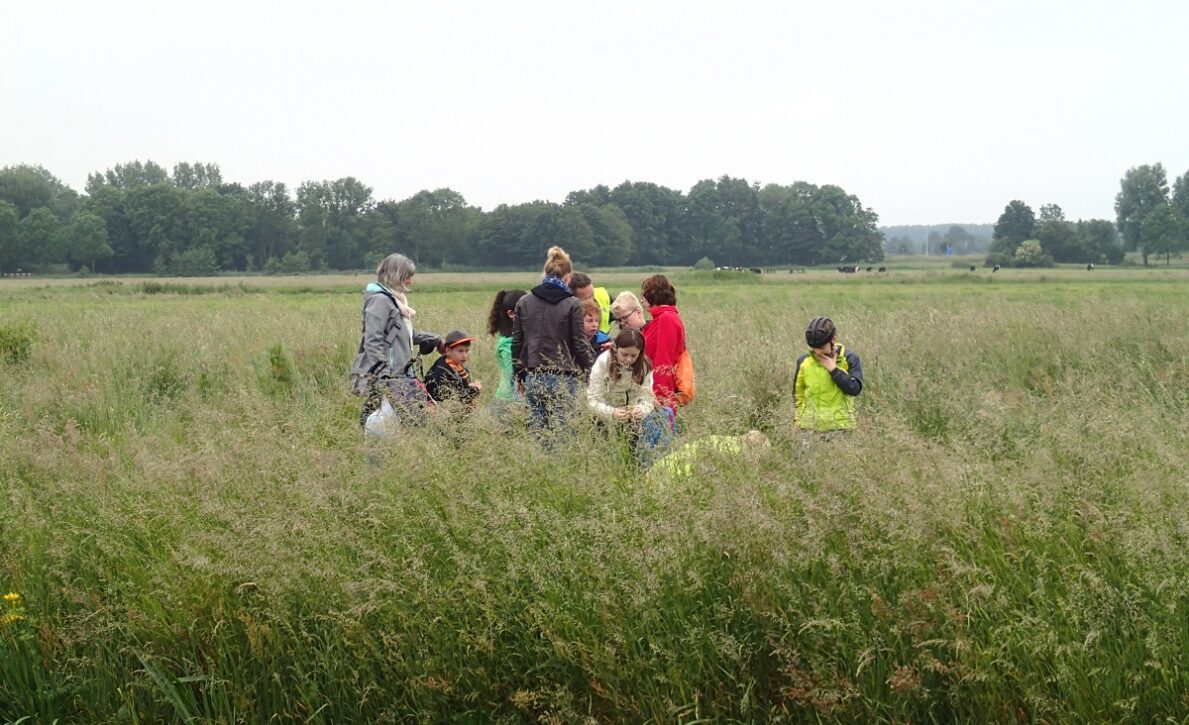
[1,267,1187,722]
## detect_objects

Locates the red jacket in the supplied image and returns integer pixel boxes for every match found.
[642,305,685,407]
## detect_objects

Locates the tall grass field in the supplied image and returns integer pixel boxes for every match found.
[2,266,1187,722]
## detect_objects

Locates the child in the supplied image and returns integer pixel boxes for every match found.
[793,317,863,432]
[486,289,527,403]
[648,430,771,484]
[581,297,612,358]
[586,328,669,461]
[424,330,482,407]
[570,272,612,336]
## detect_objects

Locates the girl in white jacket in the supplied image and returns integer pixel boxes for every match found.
[587,328,655,424]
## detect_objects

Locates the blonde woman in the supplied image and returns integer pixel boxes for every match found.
[350,253,443,426]
[511,246,595,437]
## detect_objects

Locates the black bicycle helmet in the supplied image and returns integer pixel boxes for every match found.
[805,317,836,347]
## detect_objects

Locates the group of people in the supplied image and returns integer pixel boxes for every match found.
[349,245,864,469]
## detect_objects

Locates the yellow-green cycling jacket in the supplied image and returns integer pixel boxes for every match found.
[793,343,864,431]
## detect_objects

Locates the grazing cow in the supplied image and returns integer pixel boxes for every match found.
[749,267,761,274]
[993,264,1001,273]
[1086,263,1095,271]
[878,266,887,273]
[969,265,976,272]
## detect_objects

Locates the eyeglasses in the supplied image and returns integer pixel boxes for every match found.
[616,310,639,324]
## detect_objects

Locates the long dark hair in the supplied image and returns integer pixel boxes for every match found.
[609,328,651,385]
[487,289,526,337]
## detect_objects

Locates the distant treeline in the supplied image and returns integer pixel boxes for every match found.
[986,163,1189,268]
[0,162,886,275]
[880,224,994,256]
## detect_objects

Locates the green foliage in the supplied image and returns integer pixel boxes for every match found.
[258,343,296,396]
[143,357,187,401]
[166,245,219,276]
[0,319,36,364]
[264,249,311,275]
[993,200,1036,246]
[694,255,715,270]
[1012,239,1055,267]
[1115,163,1170,266]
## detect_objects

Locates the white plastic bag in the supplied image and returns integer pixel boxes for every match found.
[364,398,399,440]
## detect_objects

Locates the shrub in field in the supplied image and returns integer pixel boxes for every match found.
[258,343,296,396]
[144,357,187,401]
[0,319,36,364]
[694,255,715,270]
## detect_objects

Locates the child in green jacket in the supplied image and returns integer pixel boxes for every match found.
[793,317,863,431]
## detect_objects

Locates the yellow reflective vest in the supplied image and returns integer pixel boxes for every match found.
[793,343,862,431]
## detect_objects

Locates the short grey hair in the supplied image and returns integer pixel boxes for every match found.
[376,253,416,292]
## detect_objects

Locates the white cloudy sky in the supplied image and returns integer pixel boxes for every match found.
[3,0,1187,225]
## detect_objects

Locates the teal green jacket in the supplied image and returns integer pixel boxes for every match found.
[494,334,517,402]
[793,343,863,430]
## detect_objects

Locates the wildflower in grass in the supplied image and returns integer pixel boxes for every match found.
[1,612,24,626]
[3,592,19,603]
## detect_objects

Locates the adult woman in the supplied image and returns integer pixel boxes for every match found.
[511,246,595,436]
[350,253,442,426]
[639,274,689,411]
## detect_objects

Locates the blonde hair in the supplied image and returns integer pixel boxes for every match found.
[542,246,573,279]
[376,253,416,292]
[610,290,642,320]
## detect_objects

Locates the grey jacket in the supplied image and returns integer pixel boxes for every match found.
[511,282,595,381]
[349,287,441,394]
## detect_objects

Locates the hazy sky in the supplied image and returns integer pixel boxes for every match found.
[3,0,1187,225]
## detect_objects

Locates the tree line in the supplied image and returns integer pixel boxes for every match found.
[0,161,885,275]
[987,163,1189,268]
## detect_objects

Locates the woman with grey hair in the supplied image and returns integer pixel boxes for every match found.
[350,253,443,426]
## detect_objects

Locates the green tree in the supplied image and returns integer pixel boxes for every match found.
[124,183,185,270]
[86,160,170,193]
[757,182,825,265]
[17,207,65,265]
[813,185,884,264]
[606,182,685,265]
[1074,219,1124,265]
[576,203,632,266]
[472,201,569,267]
[373,189,479,268]
[66,212,114,273]
[989,200,1036,264]
[1115,163,1169,266]
[0,200,23,272]
[246,181,297,268]
[1034,204,1079,262]
[296,178,374,269]
[1013,239,1054,267]
[1172,170,1189,222]
[1140,203,1186,266]
[171,162,223,190]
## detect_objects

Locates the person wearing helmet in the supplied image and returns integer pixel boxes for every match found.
[793,317,863,432]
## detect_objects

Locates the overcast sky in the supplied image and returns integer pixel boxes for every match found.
[3,0,1187,225]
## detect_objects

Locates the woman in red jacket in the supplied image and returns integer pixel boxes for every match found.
[639,275,687,407]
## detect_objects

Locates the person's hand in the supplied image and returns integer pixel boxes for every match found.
[599,340,614,352]
[613,408,631,422]
[814,345,838,372]
[516,382,525,397]
[472,380,483,391]
[629,406,647,421]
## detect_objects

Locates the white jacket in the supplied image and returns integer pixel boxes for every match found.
[586,350,656,420]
